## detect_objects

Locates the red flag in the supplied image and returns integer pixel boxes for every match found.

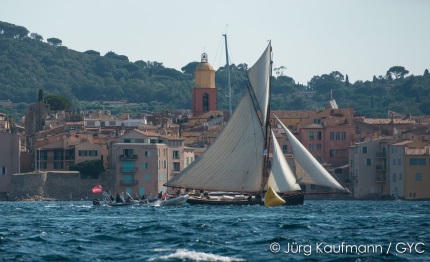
[92,185,103,194]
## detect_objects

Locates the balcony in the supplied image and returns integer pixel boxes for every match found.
[375,175,386,183]
[120,180,138,186]
[121,167,138,173]
[376,152,387,158]
[120,154,138,160]
[375,165,386,172]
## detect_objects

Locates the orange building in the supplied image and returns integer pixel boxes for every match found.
[192,53,217,117]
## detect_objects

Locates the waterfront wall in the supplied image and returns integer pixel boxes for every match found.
[9,171,115,201]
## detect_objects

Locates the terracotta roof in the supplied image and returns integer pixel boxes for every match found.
[271,110,316,119]
[361,118,415,124]
[323,116,351,127]
[135,130,183,141]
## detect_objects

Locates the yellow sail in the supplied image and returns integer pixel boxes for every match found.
[264,186,286,207]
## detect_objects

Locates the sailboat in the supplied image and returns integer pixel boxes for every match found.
[165,42,348,205]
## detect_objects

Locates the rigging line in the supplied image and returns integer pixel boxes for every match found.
[212,35,224,70]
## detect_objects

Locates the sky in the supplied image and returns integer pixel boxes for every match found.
[1,0,429,84]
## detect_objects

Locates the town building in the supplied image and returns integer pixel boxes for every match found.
[0,132,20,199]
[109,130,194,198]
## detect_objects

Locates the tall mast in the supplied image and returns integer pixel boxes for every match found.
[223,34,232,116]
[262,42,273,191]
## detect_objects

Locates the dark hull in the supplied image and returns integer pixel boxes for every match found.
[186,192,304,206]
[281,192,304,206]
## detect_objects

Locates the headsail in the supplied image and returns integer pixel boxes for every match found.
[267,131,301,193]
[275,116,346,191]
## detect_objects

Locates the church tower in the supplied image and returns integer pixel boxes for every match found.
[192,53,217,116]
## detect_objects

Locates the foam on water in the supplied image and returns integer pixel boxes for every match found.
[151,249,246,262]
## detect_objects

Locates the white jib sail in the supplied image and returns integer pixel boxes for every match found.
[275,116,345,191]
[267,131,301,193]
[247,43,271,128]
[165,91,264,192]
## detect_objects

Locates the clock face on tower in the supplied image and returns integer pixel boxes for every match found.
[201,53,208,63]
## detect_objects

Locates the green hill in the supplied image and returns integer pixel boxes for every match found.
[1,21,429,119]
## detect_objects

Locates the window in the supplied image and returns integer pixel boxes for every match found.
[173,162,180,171]
[86,121,95,126]
[202,93,209,112]
[142,163,148,169]
[172,150,180,159]
[399,173,402,181]
[54,162,64,169]
[123,149,134,157]
[410,158,426,166]
[309,131,314,140]
[89,150,98,156]
[122,161,135,171]
[342,132,346,140]
[317,144,322,151]
[54,150,63,160]
[145,174,150,182]
[397,159,401,165]
[335,132,340,140]
[362,147,367,154]
[309,144,314,150]
[37,162,47,169]
[0,166,6,175]
[78,150,88,156]
[330,149,335,157]
[330,132,334,140]
[393,173,397,183]
[366,159,371,166]
[415,173,422,182]
[282,145,288,153]
[317,131,322,140]
[123,139,131,143]
[145,151,150,157]
[186,157,190,165]
[393,159,396,165]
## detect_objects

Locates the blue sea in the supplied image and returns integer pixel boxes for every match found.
[0,200,428,261]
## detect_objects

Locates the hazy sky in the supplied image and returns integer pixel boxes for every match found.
[2,0,429,84]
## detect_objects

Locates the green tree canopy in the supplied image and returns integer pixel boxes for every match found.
[44,94,72,111]
[386,66,409,79]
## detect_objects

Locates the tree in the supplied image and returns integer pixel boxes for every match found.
[274,66,287,77]
[386,66,409,79]
[44,94,71,111]
[30,33,43,41]
[181,62,199,75]
[47,37,62,47]
[38,89,43,102]
[69,160,105,179]
[345,74,350,86]
[424,69,429,77]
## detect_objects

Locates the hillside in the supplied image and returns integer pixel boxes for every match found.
[1,21,429,119]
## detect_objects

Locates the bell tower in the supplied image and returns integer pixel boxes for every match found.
[192,53,217,116]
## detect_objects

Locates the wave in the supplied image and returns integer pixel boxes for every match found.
[149,249,245,262]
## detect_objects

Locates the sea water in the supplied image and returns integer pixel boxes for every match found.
[0,200,428,261]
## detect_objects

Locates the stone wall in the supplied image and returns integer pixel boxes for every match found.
[10,171,115,201]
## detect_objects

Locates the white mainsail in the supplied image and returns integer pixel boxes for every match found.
[275,116,346,191]
[247,44,271,129]
[267,131,301,193]
[165,43,273,192]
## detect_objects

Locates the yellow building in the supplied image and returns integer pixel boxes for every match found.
[403,144,430,200]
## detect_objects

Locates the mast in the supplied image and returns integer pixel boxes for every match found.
[262,42,273,191]
[223,34,232,116]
